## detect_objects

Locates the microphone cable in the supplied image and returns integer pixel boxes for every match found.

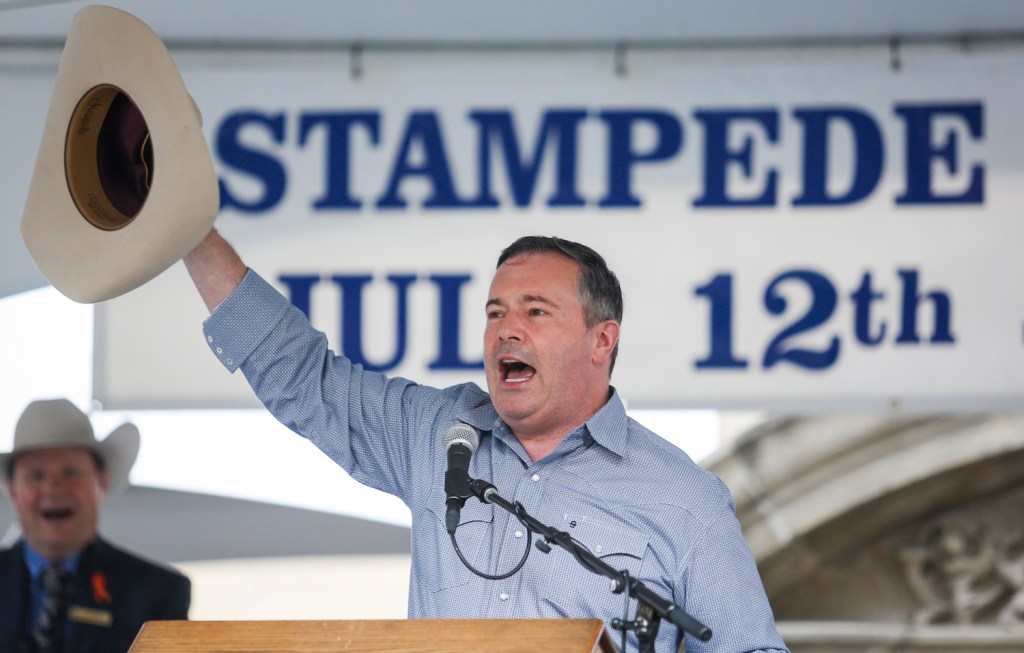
[448,500,534,580]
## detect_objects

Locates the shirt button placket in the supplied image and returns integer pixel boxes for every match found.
[495,468,543,619]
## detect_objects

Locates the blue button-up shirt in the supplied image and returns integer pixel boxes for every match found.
[203,270,787,653]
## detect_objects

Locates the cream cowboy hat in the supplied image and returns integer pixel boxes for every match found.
[0,398,139,496]
[20,4,218,303]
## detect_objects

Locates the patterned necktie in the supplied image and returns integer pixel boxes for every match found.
[32,566,70,653]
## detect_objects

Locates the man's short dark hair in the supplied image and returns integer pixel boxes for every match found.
[497,236,623,372]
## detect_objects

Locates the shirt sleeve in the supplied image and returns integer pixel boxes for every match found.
[678,506,790,653]
[200,268,429,502]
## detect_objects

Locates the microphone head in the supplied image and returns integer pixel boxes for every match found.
[442,423,479,453]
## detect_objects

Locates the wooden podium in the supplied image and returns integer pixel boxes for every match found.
[129,618,618,652]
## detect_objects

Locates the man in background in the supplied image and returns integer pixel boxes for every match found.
[0,398,190,653]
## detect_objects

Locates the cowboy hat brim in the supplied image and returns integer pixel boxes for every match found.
[0,422,140,497]
[20,5,219,304]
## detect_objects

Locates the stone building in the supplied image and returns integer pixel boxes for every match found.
[708,415,1024,652]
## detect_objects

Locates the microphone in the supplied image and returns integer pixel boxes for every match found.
[443,423,479,534]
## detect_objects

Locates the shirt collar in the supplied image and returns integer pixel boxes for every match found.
[581,387,629,457]
[23,540,83,580]
[470,387,630,458]
[458,401,500,434]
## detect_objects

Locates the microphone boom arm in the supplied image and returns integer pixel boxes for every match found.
[468,479,712,646]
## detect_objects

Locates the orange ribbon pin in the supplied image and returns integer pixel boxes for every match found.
[92,571,112,603]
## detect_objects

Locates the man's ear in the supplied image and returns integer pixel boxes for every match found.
[96,469,111,499]
[592,320,620,366]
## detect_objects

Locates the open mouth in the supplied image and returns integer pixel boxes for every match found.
[502,358,536,384]
[41,508,74,521]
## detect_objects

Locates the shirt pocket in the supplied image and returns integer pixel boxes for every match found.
[426,489,495,594]
[543,514,651,612]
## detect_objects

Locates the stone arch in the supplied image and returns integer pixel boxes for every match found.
[707,414,1024,650]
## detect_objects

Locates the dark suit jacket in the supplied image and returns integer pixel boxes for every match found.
[0,536,191,653]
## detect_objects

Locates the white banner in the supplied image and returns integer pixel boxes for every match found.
[88,44,1024,411]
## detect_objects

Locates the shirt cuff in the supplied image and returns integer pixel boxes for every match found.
[201,269,292,373]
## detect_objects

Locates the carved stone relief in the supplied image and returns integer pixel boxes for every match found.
[901,514,1023,626]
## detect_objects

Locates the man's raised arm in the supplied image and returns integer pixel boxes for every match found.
[183,228,249,313]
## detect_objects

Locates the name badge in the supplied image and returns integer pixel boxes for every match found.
[69,605,113,627]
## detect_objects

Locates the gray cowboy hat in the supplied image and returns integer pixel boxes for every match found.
[1,398,139,496]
